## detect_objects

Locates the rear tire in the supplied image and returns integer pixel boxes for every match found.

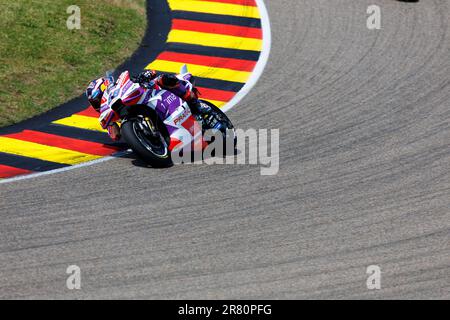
[199,100,234,130]
[121,119,173,168]
[198,100,237,156]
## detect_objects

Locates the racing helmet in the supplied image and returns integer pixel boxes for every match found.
[86,77,110,111]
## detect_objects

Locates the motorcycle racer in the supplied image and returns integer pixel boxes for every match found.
[85,70,209,141]
[137,70,211,116]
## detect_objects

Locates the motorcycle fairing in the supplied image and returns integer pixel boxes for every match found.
[108,71,204,153]
[148,90,203,152]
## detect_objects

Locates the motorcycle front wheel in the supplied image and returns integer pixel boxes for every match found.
[121,117,173,168]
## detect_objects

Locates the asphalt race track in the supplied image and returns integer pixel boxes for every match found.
[0,0,449,299]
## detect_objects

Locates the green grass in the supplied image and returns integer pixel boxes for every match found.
[0,0,146,127]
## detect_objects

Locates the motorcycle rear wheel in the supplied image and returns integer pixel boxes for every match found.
[198,100,237,156]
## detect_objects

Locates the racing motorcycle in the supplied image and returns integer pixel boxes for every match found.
[102,65,236,167]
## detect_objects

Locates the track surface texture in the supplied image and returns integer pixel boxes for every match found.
[1,0,449,299]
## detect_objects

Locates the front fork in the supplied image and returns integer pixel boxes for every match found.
[134,116,168,148]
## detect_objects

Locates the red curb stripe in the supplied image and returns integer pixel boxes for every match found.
[4,130,119,156]
[77,107,99,118]
[172,19,262,39]
[157,51,257,72]
[197,86,235,102]
[0,165,32,179]
[198,0,257,7]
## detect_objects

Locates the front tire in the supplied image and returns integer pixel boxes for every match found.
[121,119,173,168]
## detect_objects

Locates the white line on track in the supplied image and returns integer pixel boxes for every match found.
[0,151,131,184]
[0,0,272,185]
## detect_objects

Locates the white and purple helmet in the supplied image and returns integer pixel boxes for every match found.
[86,77,110,111]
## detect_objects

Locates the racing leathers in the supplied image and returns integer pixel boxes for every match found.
[96,70,207,141]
